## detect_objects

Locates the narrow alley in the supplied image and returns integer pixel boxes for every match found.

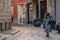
[5,25,60,40]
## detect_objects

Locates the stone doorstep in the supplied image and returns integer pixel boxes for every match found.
[0,29,20,35]
[12,23,33,26]
[4,29,20,35]
[0,36,7,40]
[0,29,20,40]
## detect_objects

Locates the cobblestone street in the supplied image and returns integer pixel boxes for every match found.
[5,25,60,40]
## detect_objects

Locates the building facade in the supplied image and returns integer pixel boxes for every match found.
[56,0,60,23]
[32,0,60,23]
[12,0,60,25]
[12,0,27,25]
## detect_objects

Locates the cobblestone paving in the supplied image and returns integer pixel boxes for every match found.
[6,25,60,40]
[0,33,12,40]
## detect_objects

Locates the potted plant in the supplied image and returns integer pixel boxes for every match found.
[33,18,41,27]
[57,22,60,33]
[49,20,56,29]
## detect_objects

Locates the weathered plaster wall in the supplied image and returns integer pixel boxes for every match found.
[56,0,60,23]
[12,0,27,20]
[0,0,11,31]
[0,0,11,22]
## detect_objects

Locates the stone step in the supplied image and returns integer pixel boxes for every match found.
[0,16,11,20]
[0,17,11,19]
[0,20,11,22]
[0,14,11,17]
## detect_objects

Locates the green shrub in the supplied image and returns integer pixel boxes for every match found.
[49,20,56,25]
[33,18,42,27]
[57,22,60,33]
[57,22,60,29]
[48,20,56,29]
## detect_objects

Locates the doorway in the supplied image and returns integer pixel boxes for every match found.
[27,3,33,24]
[18,4,26,24]
[40,0,47,18]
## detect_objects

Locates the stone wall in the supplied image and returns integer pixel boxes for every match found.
[0,0,11,31]
[56,0,60,23]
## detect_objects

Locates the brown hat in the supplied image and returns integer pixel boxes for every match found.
[46,13,50,16]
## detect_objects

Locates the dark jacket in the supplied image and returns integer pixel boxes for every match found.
[43,17,52,33]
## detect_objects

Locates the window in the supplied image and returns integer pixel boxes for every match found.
[28,3,32,11]
[11,0,13,6]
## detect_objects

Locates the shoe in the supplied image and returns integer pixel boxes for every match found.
[46,35,49,38]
